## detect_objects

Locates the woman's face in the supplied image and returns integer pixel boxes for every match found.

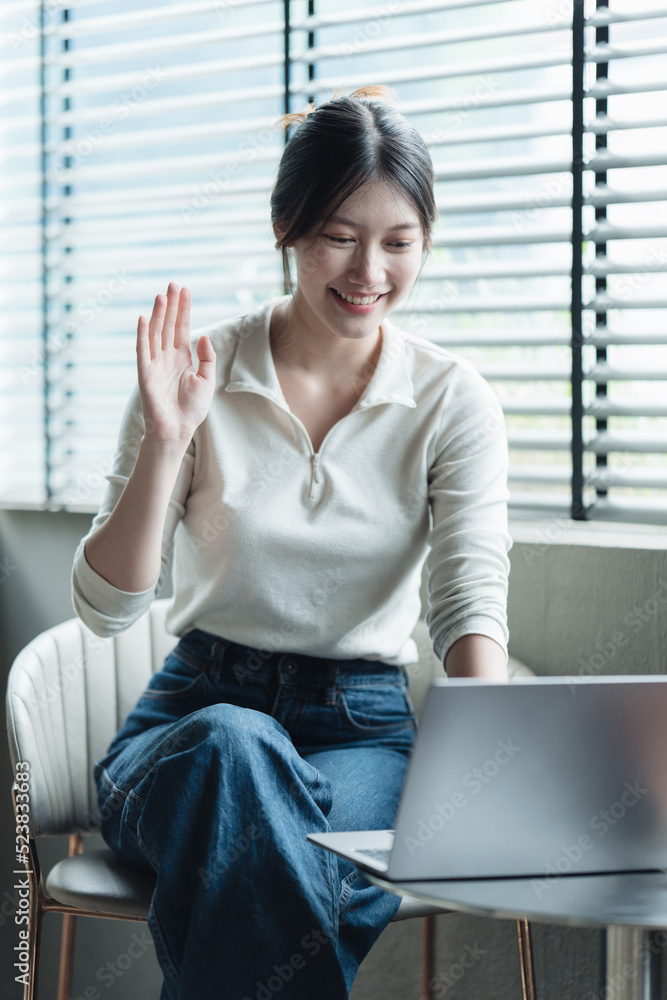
[288,180,425,344]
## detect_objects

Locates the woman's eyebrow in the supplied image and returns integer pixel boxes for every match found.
[329,215,420,231]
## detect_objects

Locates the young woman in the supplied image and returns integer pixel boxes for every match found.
[72,85,511,1000]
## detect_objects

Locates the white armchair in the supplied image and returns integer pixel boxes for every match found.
[6,602,536,1000]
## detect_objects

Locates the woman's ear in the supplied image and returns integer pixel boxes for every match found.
[273,223,293,248]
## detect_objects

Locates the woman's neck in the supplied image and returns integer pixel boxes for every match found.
[269,297,383,385]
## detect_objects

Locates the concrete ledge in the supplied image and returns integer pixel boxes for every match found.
[510,517,667,551]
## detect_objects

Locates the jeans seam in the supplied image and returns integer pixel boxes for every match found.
[136,812,159,870]
[148,900,180,985]
[335,690,416,734]
[169,635,228,680]
[97,766,130,801]
[339,870,361,907]
[338,679,404,688]
[139,675,206,700]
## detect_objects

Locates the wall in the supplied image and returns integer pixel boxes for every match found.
[507,519,667,680]
[1,509,666,999]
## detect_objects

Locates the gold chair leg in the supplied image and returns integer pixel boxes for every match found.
[25,903,42,1000]
[56,914,78,1000]
[516,918,537,1000]
[421,914,436,1000]
[56,834,84,1000]
[22,841,43,1000]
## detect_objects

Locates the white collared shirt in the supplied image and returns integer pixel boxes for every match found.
[71,294,512,666]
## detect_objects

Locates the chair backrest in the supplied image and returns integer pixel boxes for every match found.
[5,602,446,838]
[5,601,178,838]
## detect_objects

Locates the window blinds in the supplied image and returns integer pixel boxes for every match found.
[0,0,666,521]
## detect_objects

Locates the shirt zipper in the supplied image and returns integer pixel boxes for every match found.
[309,453,321,500]
[225,382,361,503]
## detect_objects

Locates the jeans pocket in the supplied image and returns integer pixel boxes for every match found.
[140,648,210,701]
[336,681,416,734]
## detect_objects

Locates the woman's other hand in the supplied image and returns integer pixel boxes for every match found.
[137,282,217,445]
[445,634,508,681]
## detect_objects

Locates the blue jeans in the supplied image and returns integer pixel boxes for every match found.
[94,628,417,1000]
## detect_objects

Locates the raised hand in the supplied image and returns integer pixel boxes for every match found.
[136,282,217,445]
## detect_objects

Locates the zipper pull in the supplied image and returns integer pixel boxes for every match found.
[308,453,321,499]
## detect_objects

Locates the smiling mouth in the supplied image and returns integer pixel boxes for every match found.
[331,288,385,305]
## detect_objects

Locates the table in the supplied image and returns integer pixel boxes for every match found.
[363,868,667,1000]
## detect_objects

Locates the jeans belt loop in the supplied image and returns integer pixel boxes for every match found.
[323,660,338,706]
[209,636,228,680]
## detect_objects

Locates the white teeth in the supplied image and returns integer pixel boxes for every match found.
[334,289,381,306]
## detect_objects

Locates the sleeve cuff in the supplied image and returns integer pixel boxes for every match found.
[433,618,509,667]
[71,541,156,633]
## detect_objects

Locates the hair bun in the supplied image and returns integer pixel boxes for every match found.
[273,101,316,133]
[273,84,397,133]
[339,84,397,103]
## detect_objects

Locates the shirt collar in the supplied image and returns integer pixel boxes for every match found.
[226,294,416,411]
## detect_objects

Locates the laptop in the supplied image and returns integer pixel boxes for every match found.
[308,675,667,882]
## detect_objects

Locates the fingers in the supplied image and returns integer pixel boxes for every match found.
[140,283,188,363]
[146,290,167,361]
[136,314,150,369]
[195,334,216,382]
[161,281,181,352]
[173,286,192,352]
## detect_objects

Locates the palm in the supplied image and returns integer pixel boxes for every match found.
[137,283,216,442]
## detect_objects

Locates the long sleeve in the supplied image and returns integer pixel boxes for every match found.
[424,365,512,665]
[71,382,195,637]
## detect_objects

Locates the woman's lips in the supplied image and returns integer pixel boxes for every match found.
[330,288,386,313]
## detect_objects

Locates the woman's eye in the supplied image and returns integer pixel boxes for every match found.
[325,236,414,249]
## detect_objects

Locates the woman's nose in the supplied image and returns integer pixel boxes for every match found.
[348,245,385,287]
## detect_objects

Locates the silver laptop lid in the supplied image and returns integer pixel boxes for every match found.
[388,676,667,881]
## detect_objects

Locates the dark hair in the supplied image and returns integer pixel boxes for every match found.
[270,85,438,295]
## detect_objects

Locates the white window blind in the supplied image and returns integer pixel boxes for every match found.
[1,0,666,521]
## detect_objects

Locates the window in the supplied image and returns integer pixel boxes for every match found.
[2,0,666,520]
